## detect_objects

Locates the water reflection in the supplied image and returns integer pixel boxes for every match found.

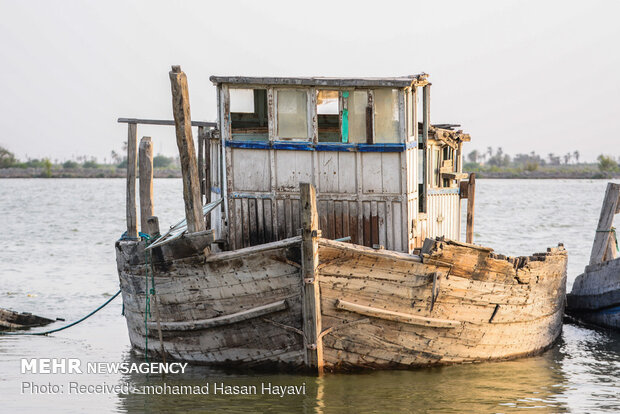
[117,346,570,413]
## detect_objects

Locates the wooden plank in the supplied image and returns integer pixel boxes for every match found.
[335,299,460,328]
[590,183,620,265]
[300,182,324,374]
[126,123,138,239]
[242,198,250,247]
[371,201,379,247]
[335,201,343,239]
[249,198,258,246]
[263,199,273,242]
[466,173,476,244]
[138,136,154,235]
[150,300,288,331]
[349,202,358,245]
[169,65,205,233]
[363,201,371,247]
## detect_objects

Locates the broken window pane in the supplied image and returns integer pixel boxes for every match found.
[277,90,308,139]
[347,90,368,144]
[374,89,400,143]
[230,88,268,141]
[317,90,340,142]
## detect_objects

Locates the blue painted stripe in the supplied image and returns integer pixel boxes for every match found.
[428,188,460,195]
[226,140,270,149]
[598,305,620,315]
[210,186,221,194]
[224,140,418,153]
[272,141,314,151]
[315,143,356,152]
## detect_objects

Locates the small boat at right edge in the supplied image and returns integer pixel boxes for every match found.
[567,182,620,329]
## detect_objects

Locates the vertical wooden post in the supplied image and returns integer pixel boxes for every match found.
[204,128,211,229]
[590,183,620,265]
[126,123,139,239]
[198,126,205,203]
[146,216,160,237]
[466,173,476,244]
[421,84,430,213]
[300,182,323,374]
[139,136,154,235]
[169,65,205,234]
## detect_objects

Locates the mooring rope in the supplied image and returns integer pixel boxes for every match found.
[0,290,121,336]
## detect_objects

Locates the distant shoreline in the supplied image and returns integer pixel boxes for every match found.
[0,167,182,179]
[1,167,619,180]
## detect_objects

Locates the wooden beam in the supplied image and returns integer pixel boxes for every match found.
[205,129,211,229]
[466,173,476,244]
[146,216,160,237]
[335,299,460,328]
[126,123,138,239]
[169,65,205,234]
[300,182,324,374]
[139,137,154,235]
[148,300,288,331]
[590,183,620,265]
[118,118,216,128]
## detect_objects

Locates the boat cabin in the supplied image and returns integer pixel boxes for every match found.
[208,75,471,253]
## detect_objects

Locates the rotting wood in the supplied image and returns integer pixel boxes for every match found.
[334,299,460,328]
[139,137,154,235]
[300,182,324,374]
[146,216,160,237]
[126,123,139,239]
[169,65,205,234]
[589,183,620,265]
[466,173,476,244]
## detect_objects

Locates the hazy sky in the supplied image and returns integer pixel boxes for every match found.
[0,0,618,162]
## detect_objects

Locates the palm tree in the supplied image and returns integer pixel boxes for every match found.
[573,150,580,164]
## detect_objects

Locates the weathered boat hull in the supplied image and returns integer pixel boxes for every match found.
[116,234,567,371]
[566,257,620,330]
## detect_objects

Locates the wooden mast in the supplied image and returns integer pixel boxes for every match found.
[126,123,138,239]
[589,182,620,265]
[169,65,205,233]
[300,182,324,374]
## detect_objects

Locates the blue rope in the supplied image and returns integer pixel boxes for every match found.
[0,290,121,336]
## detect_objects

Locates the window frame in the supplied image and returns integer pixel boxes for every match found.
[273,87,313,142]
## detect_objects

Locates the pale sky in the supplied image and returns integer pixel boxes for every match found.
[0,0,618,162]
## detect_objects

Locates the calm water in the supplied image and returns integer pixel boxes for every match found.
[1,178,620,413]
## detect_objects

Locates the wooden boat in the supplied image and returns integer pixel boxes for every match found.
[115,67,567,372]
[567,183,620,329]
[0,308,54,331]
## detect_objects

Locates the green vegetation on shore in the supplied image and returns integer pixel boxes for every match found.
[464,148,620,179]
[0,145,181,178]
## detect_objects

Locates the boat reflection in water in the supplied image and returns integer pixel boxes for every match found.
[117,344,571,413]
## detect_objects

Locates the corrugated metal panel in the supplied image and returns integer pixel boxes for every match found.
[426,193,460,241]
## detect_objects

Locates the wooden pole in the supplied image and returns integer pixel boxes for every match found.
[589,183,620,265]
[300,182,324,374]
[169,65,205,233]
[139,136,154,235]
[205,129,211,229]
[421,84,430,213]
[198,126,205,203]
[126,123,139,239]
[466,173,476,244]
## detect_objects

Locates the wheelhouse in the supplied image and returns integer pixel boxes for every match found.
[208,75,470,253]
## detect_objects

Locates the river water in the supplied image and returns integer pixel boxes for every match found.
[1,178,619,413]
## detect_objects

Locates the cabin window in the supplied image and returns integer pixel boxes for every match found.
[230,88,268,141]
[317,90,340,142]
[373,89,400,143]
[277,90,309,139]
[346,90,369,144]
[442,146,454,187]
